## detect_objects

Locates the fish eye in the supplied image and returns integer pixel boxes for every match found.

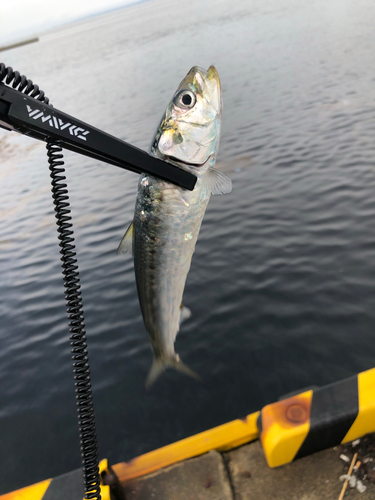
[173,90,196,109]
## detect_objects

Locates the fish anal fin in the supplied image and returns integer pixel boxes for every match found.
[179,303,191,326]
[205,167,232,195]
[117,221,134,255]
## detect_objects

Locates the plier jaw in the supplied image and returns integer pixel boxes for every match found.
[0,82,196,191]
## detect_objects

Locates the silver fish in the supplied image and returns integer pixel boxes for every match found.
[118,66,232,387]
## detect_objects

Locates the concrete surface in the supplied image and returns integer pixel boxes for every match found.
[123,439,375,500]
[226,440,375,500]
[123,450,233,500]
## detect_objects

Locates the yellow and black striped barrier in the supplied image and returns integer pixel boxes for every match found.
[259,367,375,467]
[0,415,260,499]
[0,459,112,500]
[2,367,375,497]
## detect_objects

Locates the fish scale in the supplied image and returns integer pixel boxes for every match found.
[135,174,208,347]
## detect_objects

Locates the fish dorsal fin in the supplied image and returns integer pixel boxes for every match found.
[117,222,134,255]
[205,167,232,195]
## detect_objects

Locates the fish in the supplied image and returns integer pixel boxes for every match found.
[118,66,232,387]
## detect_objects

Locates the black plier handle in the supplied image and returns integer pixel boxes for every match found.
[0,82,196,191]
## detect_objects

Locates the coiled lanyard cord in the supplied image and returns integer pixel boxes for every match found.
[0,63,101,500]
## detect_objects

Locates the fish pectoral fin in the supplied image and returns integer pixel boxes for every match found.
[179,304,191,326]
[117,221,134,255]
[205,167,232,195]
[145,354,201,389]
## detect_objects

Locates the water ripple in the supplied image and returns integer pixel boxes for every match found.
[2,0,375,493]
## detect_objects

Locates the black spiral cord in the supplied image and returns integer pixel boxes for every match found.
[0,63,101,500]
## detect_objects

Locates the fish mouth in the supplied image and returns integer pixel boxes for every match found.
[207,65,221,90]
[154,149,210,168]
[183,65,221,93]
[169,156,210,168]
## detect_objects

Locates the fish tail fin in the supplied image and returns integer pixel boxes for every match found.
[145,358,166,389]
[145,354,201,389]
[171,354,202,382]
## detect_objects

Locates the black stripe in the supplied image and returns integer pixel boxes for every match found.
[42,468,84,500]
[256,412,263,433]
[294,375,358,460]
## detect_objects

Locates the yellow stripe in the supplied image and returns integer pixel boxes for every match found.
[0,480,51,500]
[112,411,260,483]
[260,390,312,468]
[342,367,375,443]
[97,459,111,500]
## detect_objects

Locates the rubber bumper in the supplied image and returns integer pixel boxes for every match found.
[259,367,375,467]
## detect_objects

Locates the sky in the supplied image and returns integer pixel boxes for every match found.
[0,0,140,46]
